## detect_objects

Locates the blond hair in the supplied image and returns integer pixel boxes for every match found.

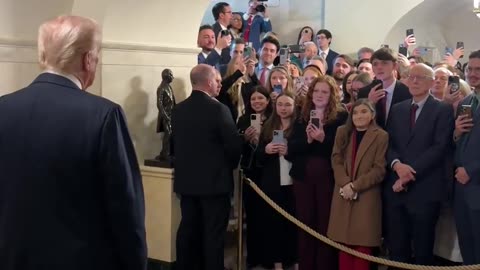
[38,15,101,73]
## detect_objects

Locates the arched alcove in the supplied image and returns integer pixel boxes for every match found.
[385,0,480,63]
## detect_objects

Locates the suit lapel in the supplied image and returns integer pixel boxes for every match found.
[408,95,435,143]
[353,125,378,178]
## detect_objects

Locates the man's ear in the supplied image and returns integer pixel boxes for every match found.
[82,51,92,72]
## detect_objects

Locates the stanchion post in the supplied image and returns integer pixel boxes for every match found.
[236,169,244,270]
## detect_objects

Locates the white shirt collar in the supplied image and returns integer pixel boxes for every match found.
[412,94,429,110]
[258,63,274,70]
[319,48,330,56]
[220,23,228,30]
[44,70,83,89]
[384,80,396,96]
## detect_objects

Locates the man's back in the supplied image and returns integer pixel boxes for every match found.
[0,73,147,270]
[172,91,241,196]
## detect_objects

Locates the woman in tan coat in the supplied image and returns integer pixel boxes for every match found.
[327,99,388,270]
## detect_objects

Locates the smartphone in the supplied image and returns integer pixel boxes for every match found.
[310,110,321,128]
[250,113,262,133]
[461,105,472,118]
[279,48,288,65]
[372,79,383,90]
[445,47,453,55]
[272,130,284,144]
[448,76,460,93]
[399,44,408,56]
[244,46,252,58]
[220,29,230,37]
[406,28,414,37]
[381,44,389,48]
[273,85,282,94]
[297,76,305,85]
[456,41,464,58]
[288,44,305,53]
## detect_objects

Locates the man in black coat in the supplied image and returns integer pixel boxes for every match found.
[172,64,242,270]
[0,16,147,270]
[357,47,411,129]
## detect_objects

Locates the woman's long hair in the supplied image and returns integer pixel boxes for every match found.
[338,99,376,152]
[297,26,314,45]
[261,92,297,142]
[341,71,359,103]
[266,66,294,95]
[301,76,344,124]
[224,55,245,106]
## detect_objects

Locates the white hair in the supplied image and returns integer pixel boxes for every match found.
[433,67,453,77]
[38,15,101,73]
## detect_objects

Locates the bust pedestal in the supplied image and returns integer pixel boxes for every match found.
[141,165,180,267]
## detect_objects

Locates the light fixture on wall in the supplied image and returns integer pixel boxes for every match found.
[474,0,480,18]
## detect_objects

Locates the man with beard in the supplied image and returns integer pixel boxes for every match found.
[453,50,480,265]
[331,54,355,100]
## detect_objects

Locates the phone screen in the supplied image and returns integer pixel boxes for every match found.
[456,42,464,58]
[399,45,408,56]
[244,47,252,58]
[448,76,460,93]
[273,85,283,94]
[406,28,414,37]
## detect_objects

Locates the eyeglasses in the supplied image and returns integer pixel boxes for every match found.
[407,75,433,82]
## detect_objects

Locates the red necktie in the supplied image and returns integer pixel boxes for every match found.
[259,68,267,86]
[410,103,418,129]
[244,15,254,42]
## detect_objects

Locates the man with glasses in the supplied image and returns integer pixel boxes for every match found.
[453,50,480,265]
[316,29,339,75]
[211,2,233,65]
[385,63,454,265]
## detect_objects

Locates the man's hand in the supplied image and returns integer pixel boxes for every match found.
[215,32,230,50]
[403,34,416,48]
[393,162,416,182]
[443,88,462,105]
[368,83,385,104]
[454,114,474,138]
[455,167,470,184]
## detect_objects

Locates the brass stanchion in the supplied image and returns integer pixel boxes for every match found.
[236,169,244,270]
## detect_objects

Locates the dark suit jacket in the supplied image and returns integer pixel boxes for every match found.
[197,49,230,68]
[357,80,411,129]
[0,73,147,270]
[385,95,454,206]
[212,22,233,63]
[241,13,272,52]
[454,94,480,209]
[171,90,242,195]
[325,49,339,76]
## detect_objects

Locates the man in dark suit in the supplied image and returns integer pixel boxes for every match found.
[453,50,480,265]
[316,29,339,75]
[172,64,242,270]
[211,2,233,66]
[0,16,147,270]
[358,48,411,129]
[197,25,230,67]
[385,63,454,265]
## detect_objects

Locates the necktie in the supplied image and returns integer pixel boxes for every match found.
[472,95,479,115]
[259,68,267,87]
[321,52,327,59]
[410,103,418,129]
[244,15,254,42]
[379,93,387,122]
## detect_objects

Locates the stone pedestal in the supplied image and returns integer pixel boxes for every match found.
[141,165,180,265]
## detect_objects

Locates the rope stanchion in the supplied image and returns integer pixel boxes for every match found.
[236,169,244,270]
[243,177,480,270]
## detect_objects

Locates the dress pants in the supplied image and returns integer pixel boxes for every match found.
[175,194,231,270]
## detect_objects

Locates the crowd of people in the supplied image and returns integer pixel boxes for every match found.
[179,1,480,270]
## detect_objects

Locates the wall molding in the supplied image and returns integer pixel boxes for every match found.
[0,37,200,54]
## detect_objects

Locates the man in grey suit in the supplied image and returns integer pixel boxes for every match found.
[453,50,480,265]
[385,63,454,265]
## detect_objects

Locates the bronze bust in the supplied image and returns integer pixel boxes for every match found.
[155,69,176,162]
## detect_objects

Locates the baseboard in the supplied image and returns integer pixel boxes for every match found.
[148,258,175,270]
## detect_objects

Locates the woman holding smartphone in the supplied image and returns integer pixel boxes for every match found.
[256,92,298,270]
[236,86,273,268]
[266,66,294,101]
[327,99,388,270]
[288,76,348,270]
